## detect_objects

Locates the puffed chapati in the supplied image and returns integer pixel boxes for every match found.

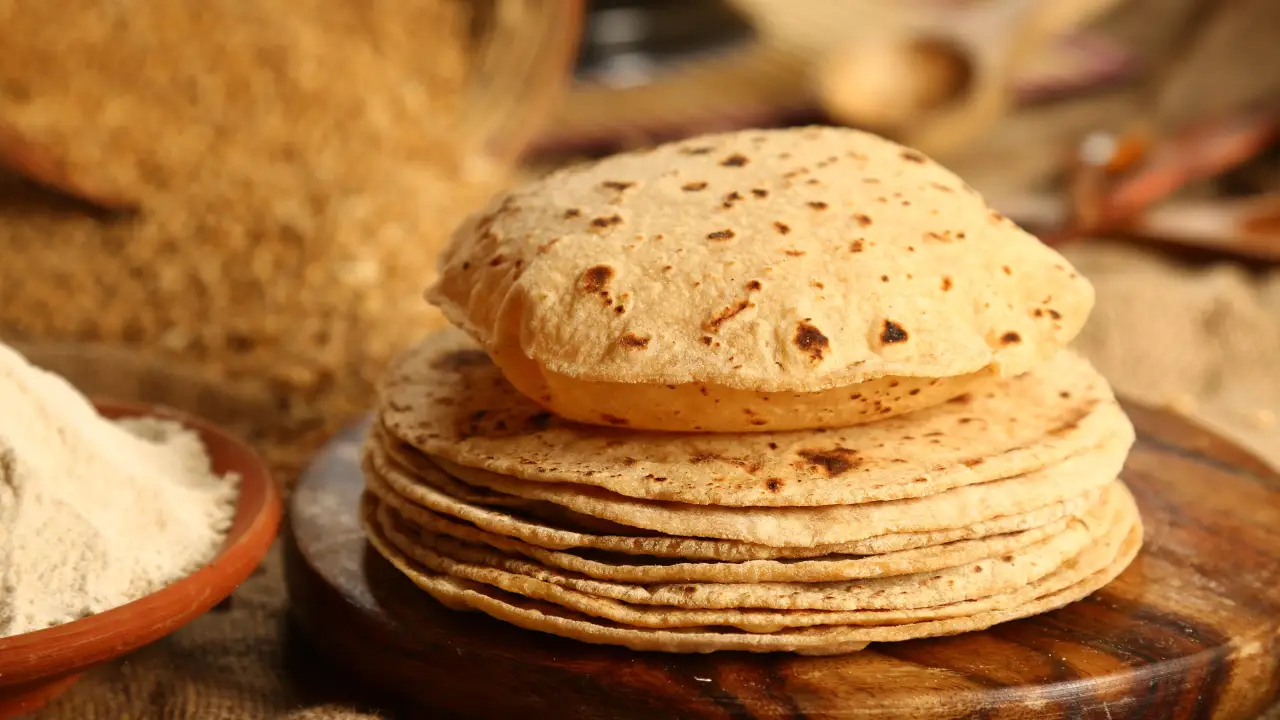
[427,127,1093,431]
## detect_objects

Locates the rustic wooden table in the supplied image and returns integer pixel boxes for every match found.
[285,403,1280,719]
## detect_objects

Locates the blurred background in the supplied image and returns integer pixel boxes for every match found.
[1,0,1277,480]
[1,1,1278,717]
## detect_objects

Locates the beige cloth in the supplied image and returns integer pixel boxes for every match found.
[32,543,387,719]
[1068,243,1280,470]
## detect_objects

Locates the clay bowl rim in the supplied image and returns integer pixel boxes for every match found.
[0,399,282,686]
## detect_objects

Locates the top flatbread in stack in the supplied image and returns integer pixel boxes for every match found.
[428,126,1093,432]
[359,127,1141,655]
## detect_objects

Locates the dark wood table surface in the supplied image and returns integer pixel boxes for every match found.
[285,403,1280,720]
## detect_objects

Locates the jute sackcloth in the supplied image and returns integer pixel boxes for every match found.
[1065,241,1280,471]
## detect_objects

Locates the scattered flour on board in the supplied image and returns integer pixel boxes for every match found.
[0,342,240,637]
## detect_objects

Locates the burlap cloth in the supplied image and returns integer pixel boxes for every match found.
[32,0,1280,717]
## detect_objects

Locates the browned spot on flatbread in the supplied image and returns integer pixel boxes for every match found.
[682,181,708,192]
[600,414,630,426]
[707,229,735,241]
[618,333,650,349]
[703,300,753,330]
[580,265,614,294]
[797,448,860,476]
[687,452,764,474]
[1001,331,1022,345]
[601,181,633,191]
[901,149,927,163]
[794,322,829,361]
[591,215,623,229]
[880,320,909,344]
[721,154,749,167]
[853,214,872,227]
[849,239,865,252]
[773,221,791,235]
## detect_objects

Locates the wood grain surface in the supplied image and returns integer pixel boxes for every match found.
[284,403,1280,720]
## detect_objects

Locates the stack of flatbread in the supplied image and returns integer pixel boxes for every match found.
[362,127,1142,655]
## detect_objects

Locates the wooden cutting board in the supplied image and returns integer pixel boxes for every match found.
[283,402,1280,719]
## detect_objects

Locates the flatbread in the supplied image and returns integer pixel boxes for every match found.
[426,127,1093,432]
[375,481,1125,613]
[367,465,1107,582]
[364,497,1143,653]
[370,432,1128,547]
[365,448,1101,562]
[381,331,1131,507]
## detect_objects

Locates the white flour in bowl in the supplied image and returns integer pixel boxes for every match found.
[0,342,240,638]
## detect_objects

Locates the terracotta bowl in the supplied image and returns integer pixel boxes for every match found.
[0,400,282,719]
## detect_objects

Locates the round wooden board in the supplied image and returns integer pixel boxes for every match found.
[284,403,1280,720]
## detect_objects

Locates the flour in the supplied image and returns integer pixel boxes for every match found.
[0,342,240,638]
